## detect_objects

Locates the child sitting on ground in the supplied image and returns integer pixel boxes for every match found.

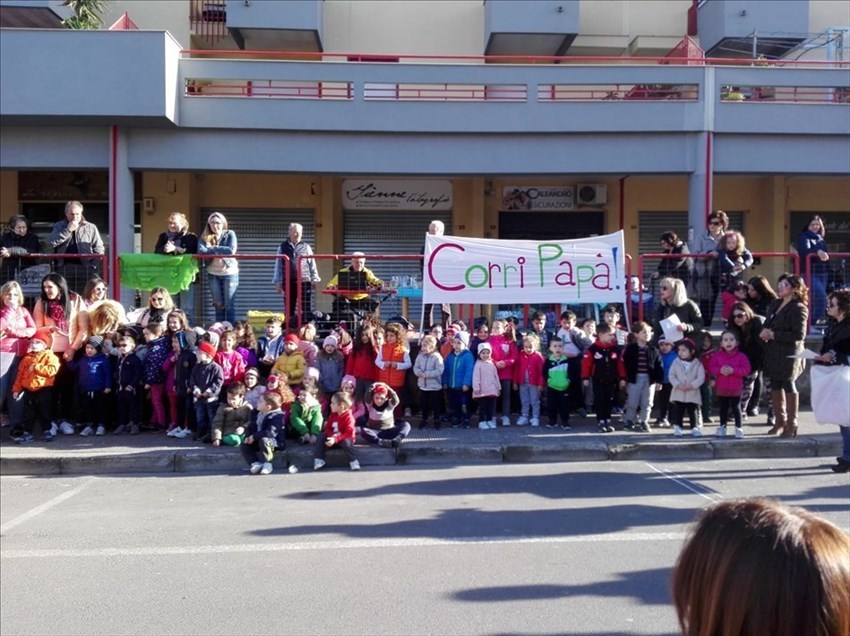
[241,392,287,476]
[313,391,359,472]
[359,382,411,448]
[290,382,323,444]
[340,374,366,423]
[11,331,60,444]
[211,382,252,447]
[242,366,266,409]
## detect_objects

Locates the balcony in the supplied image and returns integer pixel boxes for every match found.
[484,0,578,57]
[225,0,322,51]
[697,0,808,58]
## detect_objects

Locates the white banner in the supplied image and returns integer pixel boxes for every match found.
[343,179,452,210]
[502,186,574,211]
[423,231,626,304]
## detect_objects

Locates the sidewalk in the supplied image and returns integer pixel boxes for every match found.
[1,410,842,476]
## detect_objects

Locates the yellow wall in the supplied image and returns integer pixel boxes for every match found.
[0,171,18,220]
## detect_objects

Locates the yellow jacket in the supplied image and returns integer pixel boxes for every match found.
[271,350,306,386]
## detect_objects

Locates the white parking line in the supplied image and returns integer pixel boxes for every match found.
[645,463,723,503]
[0,479,92,535]
[0,531,687,559]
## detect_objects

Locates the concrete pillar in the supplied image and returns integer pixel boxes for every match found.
[687,131,713,246]
[109,126,135,308]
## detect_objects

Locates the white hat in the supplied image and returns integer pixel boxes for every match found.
[478,342,492,354]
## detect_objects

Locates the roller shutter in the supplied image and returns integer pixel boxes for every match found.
[342,210,452,324]
[197,208,315,326]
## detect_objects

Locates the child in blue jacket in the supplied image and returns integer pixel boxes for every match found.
[654,338,678,427]
[241,392,288,475]
[70,336,113,436]
[441,331,474,428]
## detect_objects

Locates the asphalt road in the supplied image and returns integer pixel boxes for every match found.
[1,459,848,636]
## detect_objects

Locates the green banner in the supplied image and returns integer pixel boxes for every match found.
[119,253,199,294]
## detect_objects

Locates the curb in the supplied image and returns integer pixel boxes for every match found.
[1,435,844,476]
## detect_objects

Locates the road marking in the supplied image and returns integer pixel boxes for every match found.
[645,462,723,503]
[0,532,687,559]
[0,479,91,535]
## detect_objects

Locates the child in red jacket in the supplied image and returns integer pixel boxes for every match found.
[707,330,751,439]
[512,333,545,427]
[313,391,359,472]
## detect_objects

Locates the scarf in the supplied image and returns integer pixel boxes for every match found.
[46,299,67,333]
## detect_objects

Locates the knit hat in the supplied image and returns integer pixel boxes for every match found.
[31,331,52,348]
[284,333,300,345]
[372,383,389,396]
[267,375,280,386]
[478,341,492,354]
[341,374,356,388]
[305,366,320,380]
[206,331,220,349]
[87,335,104,351]
[244,367,259,379]
[677,338,696,354]
[323,334,338,348]
[183,330,198,348]
[197,341,217,359]
[208,322,225,336]
[453,331,469,347]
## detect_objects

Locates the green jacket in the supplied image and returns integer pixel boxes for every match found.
[290,401,323,436]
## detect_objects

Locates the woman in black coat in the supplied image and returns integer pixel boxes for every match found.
[760,274,808,437]
[0,215,40,285]
[652,231,693,285]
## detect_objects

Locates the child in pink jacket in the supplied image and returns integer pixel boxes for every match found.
[472,342,501,430]
[707,330,751,439]
[489,319,518,426]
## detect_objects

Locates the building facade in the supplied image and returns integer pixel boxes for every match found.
[1,0,848,322]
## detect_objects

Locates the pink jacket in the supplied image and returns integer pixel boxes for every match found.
[0,305,36,356]
[707,348,751,397]
[512,349,545,387]
[472,359,501,398]
[490,334,517,381]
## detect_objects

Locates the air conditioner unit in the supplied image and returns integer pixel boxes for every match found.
[576,184,607,206]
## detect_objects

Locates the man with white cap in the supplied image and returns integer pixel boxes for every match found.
[325,251,384,318]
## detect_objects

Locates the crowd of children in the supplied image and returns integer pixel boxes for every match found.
[7,300,768,468]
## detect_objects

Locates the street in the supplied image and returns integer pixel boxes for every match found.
[2,459,848,636]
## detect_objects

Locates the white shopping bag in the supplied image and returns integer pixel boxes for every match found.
[810,365,850,427]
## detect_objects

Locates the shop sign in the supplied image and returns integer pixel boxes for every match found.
[343,179,452,210]
[502,186,574,211]
[424,231,625,304]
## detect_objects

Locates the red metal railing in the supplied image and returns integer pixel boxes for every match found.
[4,253,109,299]
[662,36,704,65]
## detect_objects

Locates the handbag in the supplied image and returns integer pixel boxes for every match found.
[810,364,850,426]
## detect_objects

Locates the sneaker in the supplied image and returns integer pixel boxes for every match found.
[49,422,59,437]
[488,421,498,429]
[313,458,326,471]
[349,460,361,471]
[715,426,727,438]
[59,421,75,435]
[546,422,557,429]
[655,418,670,428]
[260,462,273,475]
[42,430,55,442]
[603,422,616,433]
[746,407,759,417]
[130,424,140,435]
[9,429,23,440]
[287,465,299,474]
[173,427,192,439]
[734,427,744,439]
[112,424,126,435]
[674,425,683,437]
[561,424,572,431]
[451,421,461,429]
[612,406,624,415]
[637,422,651,432]
[692,427,703,438]
[379,438,395,448]
[577,408,588,418]
[249,462,263,474]
[15,432,35,444]
[516,416,529,426]
[501,416,511,427]
[530,418,540,427]
[624,420,635,431]
[95,425,106,436]
[80,425,94,437]
[166,428,180,437]
[478,421,490,430]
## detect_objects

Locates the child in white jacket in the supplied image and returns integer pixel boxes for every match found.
[413,335,445,430]
[669,338,706,438]
[472,342,501,430]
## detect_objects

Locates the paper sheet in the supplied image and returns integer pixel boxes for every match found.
[789,349,820,360]
[660,313,684,343]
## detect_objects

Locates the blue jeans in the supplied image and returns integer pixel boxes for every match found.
[808,271,828,323]
[194,399,219,436]
[840,426,850,462]
[207,273,238,325]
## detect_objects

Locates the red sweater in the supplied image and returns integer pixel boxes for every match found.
[512,349,545,387]
[322,409,356,444]
[345,346,377,382]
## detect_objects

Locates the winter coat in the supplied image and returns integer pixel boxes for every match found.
[669,358,705,405]
[290,401,323,436]
[115,352,144,392]
[472,360,501,398]
[142,336,171,385]
[316,351,345,393]
[154,230,198,256]
[688,231,722,298]
[12,349,60,393]
[729,316,765,372]
[559,326,591,358]
[376,342,411,388]
[489,334,517,381]
[621,343,663,384]
[718,248,754,289]
[660,349,678,383]
[47,218,104,278]
[346,346,378,382]
[271,350,307,386]
[197,229,238,275]
[762,298,808,384]
[364,385,401,429]
[321,409,356,444]
[442,349,474,389]
[513,349,545,387]
[651,300,703,344]
[543,354,570,392]
[0,230,40,281]
[211,404,252,442]
[247,409,286,447]
[795,229,830,275]
[190,360,224,399]
[71,353,113,393]
[273,239,320,285]
[819,318,850,366]
[582,340,625,384]
[0,305,36,357]
[657,241,693,284]
[707,348,751,397]
[214,350,246,386]
[414,350,444,391]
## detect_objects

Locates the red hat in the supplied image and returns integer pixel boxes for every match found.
[31,331,52,348]
[372,384,389,396]
[197,341,217,358]
[284,333,300,345]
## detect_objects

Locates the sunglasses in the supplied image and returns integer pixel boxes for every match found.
[733,313,747,319]
[709,221,722,226]
[150,297,165,302]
